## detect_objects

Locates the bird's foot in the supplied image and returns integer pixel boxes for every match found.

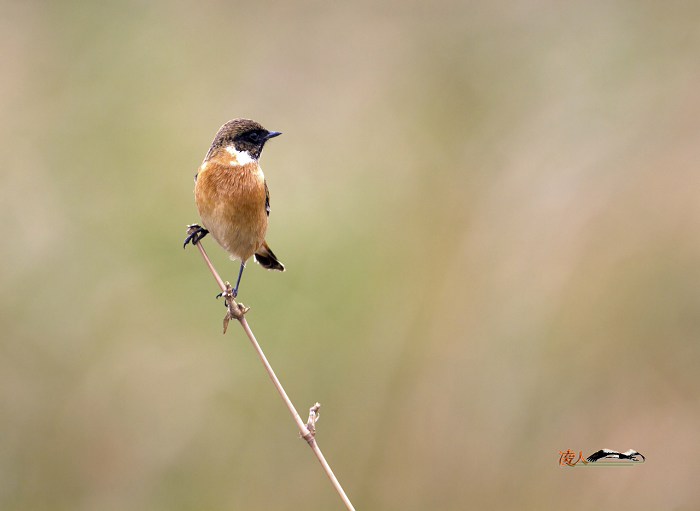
[183,224,209,248]
[221,281,249,333]
[215,288,237,300]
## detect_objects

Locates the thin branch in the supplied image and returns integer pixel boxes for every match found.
[186,230,356,511]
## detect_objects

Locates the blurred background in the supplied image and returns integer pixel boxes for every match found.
[2,1,700,509]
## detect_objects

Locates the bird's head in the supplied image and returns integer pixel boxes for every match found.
[206,118,281,162]
[624,450,646,462]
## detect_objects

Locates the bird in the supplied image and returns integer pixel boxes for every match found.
[585,449,646,463]
[184,118,285,298]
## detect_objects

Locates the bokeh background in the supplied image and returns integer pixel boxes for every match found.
[2,1,700,509]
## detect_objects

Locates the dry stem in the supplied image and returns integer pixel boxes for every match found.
[186,229,356,511]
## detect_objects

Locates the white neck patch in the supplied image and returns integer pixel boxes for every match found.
[225,145,255,166]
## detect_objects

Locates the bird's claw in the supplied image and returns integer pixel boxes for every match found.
[183,224,209,248]
[215,289,237,300]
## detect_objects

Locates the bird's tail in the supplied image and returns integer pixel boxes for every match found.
[254,241,285,271]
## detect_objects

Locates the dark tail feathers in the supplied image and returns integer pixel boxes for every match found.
[254,241,285,271]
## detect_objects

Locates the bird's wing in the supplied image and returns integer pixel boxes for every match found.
[586,449,617,462]
[264,180,270,217]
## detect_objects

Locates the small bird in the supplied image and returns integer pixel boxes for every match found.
[586,449,646,463]
[184,118,285,297]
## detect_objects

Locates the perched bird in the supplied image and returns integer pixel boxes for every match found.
[586,449,646,463]
[184,118,285,297]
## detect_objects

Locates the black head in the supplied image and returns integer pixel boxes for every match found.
[628,450,645,462]
[205,118,281,161]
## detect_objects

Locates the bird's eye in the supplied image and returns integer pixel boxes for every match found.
[248,132,260,142]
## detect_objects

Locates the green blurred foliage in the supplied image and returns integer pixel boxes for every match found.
[2,1,700,509]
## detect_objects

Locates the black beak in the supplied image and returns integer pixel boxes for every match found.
[265,131,282,140]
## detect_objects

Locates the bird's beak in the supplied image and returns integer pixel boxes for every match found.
[265,131,282,140]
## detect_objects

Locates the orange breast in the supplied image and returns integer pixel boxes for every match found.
[194,152,268,262]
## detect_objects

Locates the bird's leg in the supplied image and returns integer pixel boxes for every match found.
[183,224,209,248]
[232,261,246,298]
[213,262,245,300]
